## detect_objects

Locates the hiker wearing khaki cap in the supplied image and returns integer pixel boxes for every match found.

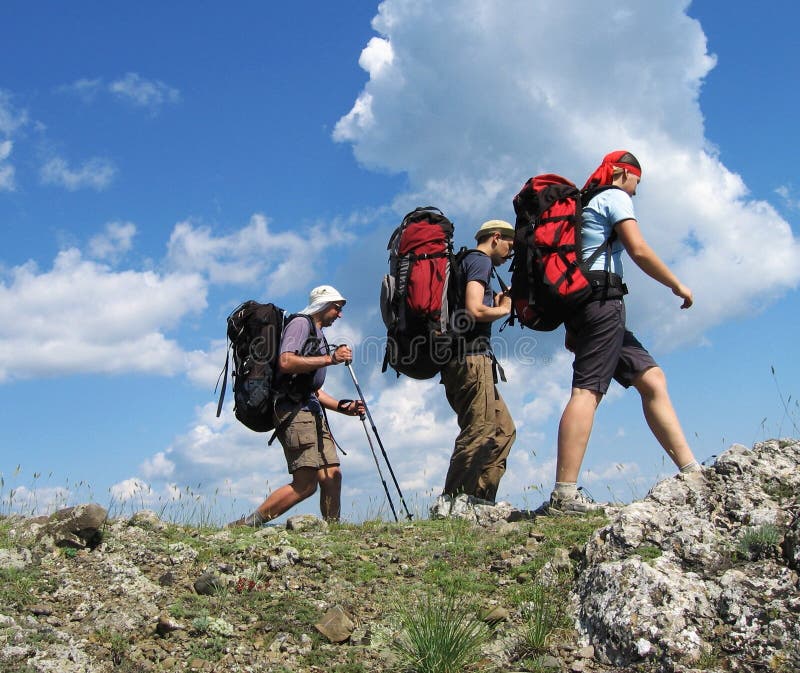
[436,219,516,510]
[229,285,365,527]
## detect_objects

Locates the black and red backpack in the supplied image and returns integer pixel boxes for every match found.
[509,174,623,331]
[380,206,460,379]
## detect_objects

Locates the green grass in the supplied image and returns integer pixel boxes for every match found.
[632,545,662,562]
[0,566,44,611]
[737,524,781,560]
[517,584,560,657]
[390,592,491,673]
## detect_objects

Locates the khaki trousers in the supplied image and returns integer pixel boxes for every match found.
[441,354,516,501]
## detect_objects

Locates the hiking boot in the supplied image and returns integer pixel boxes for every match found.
[547,488,605,515]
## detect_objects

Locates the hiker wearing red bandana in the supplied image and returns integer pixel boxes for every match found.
[545,151,702,514]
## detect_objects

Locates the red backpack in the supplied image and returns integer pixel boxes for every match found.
[509,174,619,331]
[380,206,457,379]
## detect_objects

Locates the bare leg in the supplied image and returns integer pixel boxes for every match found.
[556,388,603,483]
[254,467,319,521]
[317,465,342,521]
[632,367,696,468]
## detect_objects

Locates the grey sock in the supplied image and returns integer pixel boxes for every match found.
[679,460,702,474]
[553,482,578,498]
[243,511,267,527]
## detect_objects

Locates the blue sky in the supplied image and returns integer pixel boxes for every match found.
[1,1,798,522]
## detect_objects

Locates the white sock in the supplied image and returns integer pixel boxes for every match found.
[679,460,702,474]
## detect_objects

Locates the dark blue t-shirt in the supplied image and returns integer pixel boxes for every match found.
[460,250,493,347]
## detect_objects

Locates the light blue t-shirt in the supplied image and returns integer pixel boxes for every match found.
[581,187,636,275]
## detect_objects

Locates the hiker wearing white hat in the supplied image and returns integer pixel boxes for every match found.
[230,285,365,527]
[438,220,516,505]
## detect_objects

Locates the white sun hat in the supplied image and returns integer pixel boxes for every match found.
[298,285,347,315]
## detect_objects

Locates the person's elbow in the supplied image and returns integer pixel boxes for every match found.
[278,352,301,373]
[626,242,651,265]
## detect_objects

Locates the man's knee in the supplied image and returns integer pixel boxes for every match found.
[318,466,342,489]
[291,468,320,499]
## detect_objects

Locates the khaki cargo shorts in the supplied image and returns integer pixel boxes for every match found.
[275,407,338,473]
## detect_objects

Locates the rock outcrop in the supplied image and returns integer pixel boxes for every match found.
[575,439,800,671]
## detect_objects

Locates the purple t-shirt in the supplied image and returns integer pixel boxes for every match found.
[277,315,326,393]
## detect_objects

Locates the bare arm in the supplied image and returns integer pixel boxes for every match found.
[278,344,353,374]
[465,279,511,323]
[317,389,365,415]
[616,219,693,309]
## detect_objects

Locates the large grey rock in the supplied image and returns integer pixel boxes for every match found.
[286,514,328,532]
[575,440,800,671]
[38,503,107,550]
[0,547,33,571]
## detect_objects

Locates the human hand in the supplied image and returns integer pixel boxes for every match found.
[496,292,512,314]
[337,399,365,416]
[330,344,353,365]
[673,283,693,309]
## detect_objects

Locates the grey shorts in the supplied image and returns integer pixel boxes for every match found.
[275,407,338,473]
[565,298,657,394]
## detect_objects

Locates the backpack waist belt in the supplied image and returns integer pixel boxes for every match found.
[585,270,628,300]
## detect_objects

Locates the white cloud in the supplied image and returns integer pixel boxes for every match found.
[40,156,116,191]
[334,0,800,349]
[166,213,357,293]
[0,91,28,192]
[109,478,151,503]
[58,74,179,114]
[140,452,175,480]
[0,90,28,136]
[109,72,180,112]
[361,36,394,76]
[775,185,800,211]
[88,221,137,261]
[0,140,14,191]
[57,78,103,102]
[0,248,207,381]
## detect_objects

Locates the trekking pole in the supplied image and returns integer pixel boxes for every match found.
[344,361,413,520]
[358,412,399,522]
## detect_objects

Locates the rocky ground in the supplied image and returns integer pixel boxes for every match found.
[0,439,798,673]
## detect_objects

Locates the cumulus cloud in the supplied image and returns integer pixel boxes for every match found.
[0,248,207,381]
[40,156,116,191]
[88,221,137,261]
[140,452,175,480]
[109,477,151,503]
[166,213,357,294]
[334,0,800,349]
[109,72,180,112]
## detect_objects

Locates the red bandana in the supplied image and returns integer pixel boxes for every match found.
[583,150,642,191]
